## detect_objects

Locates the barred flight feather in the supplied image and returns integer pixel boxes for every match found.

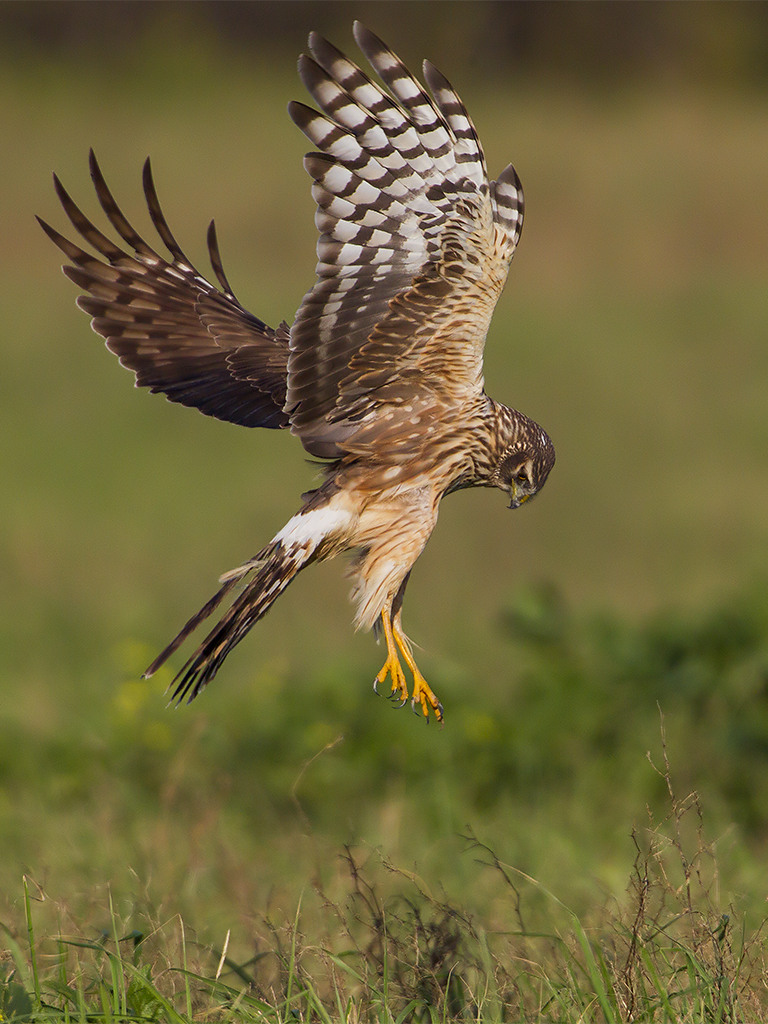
[490,162,525,253]
[38,151,289,429]
[305,36,444,187]
[286,21,525,458]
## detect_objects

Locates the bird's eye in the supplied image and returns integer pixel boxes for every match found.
[514,471,529,487]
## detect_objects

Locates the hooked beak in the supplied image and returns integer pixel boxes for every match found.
[508,492,529,510]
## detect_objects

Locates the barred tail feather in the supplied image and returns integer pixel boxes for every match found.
[144,499,353,704]
[145,539,312,705]
[142,573,244,679]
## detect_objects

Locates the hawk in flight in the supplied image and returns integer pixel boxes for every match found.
[40,23,555,723]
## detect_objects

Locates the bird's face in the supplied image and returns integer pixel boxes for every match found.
[495,422,556,509]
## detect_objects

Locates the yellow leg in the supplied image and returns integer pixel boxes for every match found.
[373,607,443,724]
[373,606,409,706]
[392,609,444,724]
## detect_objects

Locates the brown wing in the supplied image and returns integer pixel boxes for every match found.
[284,22,524,459]
[39,150,289,430]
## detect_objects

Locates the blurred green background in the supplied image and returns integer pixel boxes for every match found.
[2,0,768,958]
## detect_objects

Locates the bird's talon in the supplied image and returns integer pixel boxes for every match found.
[374,607,444,723]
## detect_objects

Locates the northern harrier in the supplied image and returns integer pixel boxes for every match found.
[40,23,555,723]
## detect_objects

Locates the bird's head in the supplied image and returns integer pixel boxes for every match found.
[491,408,556,509]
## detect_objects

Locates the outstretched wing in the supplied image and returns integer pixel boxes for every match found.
[39,150,289,430]
[285,22,524,459]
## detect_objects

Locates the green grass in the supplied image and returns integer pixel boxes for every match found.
[2,761,764,1022]
[2,7,768,1020]
[4,588,768,1019]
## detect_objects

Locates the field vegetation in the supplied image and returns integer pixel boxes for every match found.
[2,5,768,1019]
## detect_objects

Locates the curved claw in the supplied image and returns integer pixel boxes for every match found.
[372,607,444,724]
[411,692,444,725]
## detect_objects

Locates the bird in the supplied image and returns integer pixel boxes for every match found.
[39,22,555,724]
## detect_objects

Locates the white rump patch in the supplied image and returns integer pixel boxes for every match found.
[273,505,352,551]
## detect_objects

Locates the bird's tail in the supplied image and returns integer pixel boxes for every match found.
[144,532,314,705]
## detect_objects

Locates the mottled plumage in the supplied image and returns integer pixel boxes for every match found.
[40,22,555,722]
